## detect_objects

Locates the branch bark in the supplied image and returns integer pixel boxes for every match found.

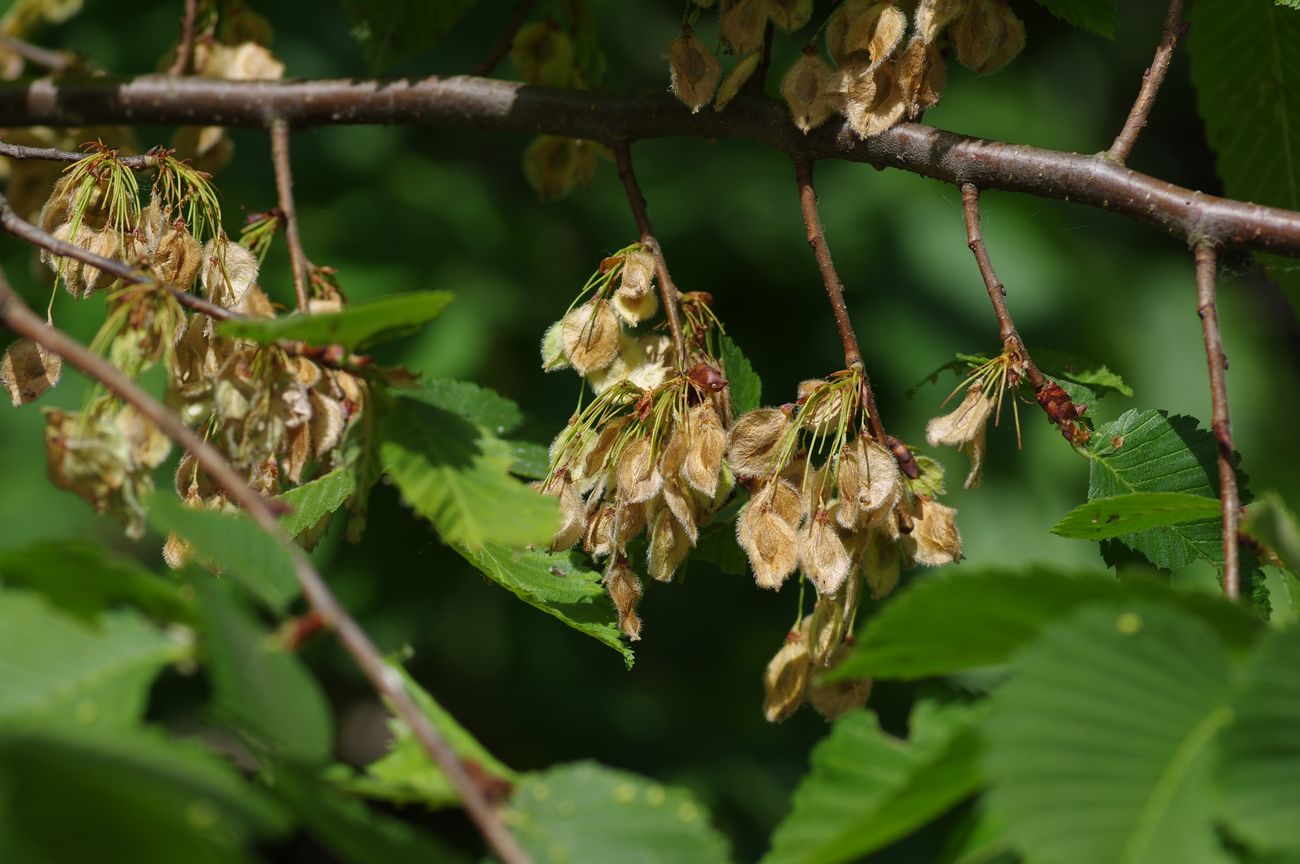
[2,76,1299,255]
[1106,0,1184,164]
[1194,241,1240,601]
[0,264,533,864]
[270,118,311,312]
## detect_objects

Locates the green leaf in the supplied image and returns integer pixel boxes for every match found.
[692,495,748,576]
[1218,625,1300,852]
[1245,491,1300,571]
[218,291,453,350]
[0,724,288,863]
[1088,409,1229,570]
[762,703,982,864]
[721,333,762,416]
[0,541,191,624]
[195,582,333,763]
[1031,0,1116,37]
[831,567,1260,682]
[149,492,300,614]
[457,544,634,667]
[508,439,551,480]
[1032,348,1133,400]
[380,396,559,549]
[1189,0,1300,305]
[1053,492,1222,540]
[342,0,477,71]
[508,762,731,864]
[986,604,1234,864]
[276,468,357,540]
[268,763,469,864]
[349,663,516,808]
[1280,0,1300,9]
[406,378,524,435]
[0,588,189,728]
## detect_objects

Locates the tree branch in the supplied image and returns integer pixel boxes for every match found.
[612,142,687,369]
[269,118,311,312]
[0,34,77,74]
[473,0,536,77]
[1194,241,1240,601]
[1106,0,1184,164]
[0,264,533,864]
[2,76,1297,256]
[0,137,155,168]
[167,0,200,77]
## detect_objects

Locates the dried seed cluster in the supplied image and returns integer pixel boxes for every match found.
[539,245,733,640]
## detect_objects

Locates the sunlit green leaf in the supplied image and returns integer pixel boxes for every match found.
[276,468,356,541]
[218,291,453,350]
[406,378,523,435]
[721,333,762,416]
[1053,492,1221,540]
[762,703,982,864]
[509,762,730,864]
[986,604,1233,864]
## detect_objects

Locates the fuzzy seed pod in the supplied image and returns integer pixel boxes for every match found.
[727,407,792,477]
[522,135,596,202]
[845,61,907,138]
[766,0,814,33]
[683,404,727,496]
[115,405,171,470]
[737,479,801,590]
[584,502,645,559]
[824,0,871,65]
[669,27,722,113]
[200,238,259,309]
[978,5,1025,74]
[714,52,761,110]
[162,530,193,570]
[808,647,872,721]
[619,250,656,297]
[615,436,664,503]
[862,523,901,598]
[81,228,122,296]
[309,389,346,457]
[859,437,903,522]
[3,338,62,406]
[902,498,962,566]
[195,40,284,80]
[612,286,659,325]
[604,557,644,641]
[582,416,629,479]
[897,37,946,118]
[537,474,586,551]
[153,225,203,290]
[763,635,812,722]
[914,0,970,43]
[648,506,691,582]
[660,420,691,478]
[954,0,1003,71]
[798,514,851,595]
[926,386,995,489]
[539,321,570,372]
[660,475,699,543]
[510,21,575,87]
[560,299,621,375]
[721,0,768,55]
[781,52,840,133]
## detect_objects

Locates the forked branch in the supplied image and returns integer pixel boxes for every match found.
[1107,0,1184,164]
[0,265,533,864]
[1194,242,1241,601]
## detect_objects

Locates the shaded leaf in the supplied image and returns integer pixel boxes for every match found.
[380,397,559,549]
[276,467,356,540]
[195,582,333,763]
[508,439,550,480]
[508,762,730,864]
[1218,625,1300,852]
[406,378,524,436]
[831,567,1259,681]
[986,604,1233,864]
[692,495,748,576]
[0,588,189,728]
[457,544,633,668]
[149,492,300,614]
[1245,491,1300,571]
[762,703,982,864]
[342,0,477,71]
[1031,0,1116,37]
[219,291,453,350]
[0,724,288,864]
[721,333,762,416]
[1033,347,1133,399]
[1053,491,1221,540]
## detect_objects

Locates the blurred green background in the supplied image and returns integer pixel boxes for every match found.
[3,1,1299,860]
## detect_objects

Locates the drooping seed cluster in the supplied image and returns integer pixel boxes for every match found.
[539,246,733,640]
[668,0,1025,137]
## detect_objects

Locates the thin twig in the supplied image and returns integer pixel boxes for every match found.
[1106,0,1184,164]
[0,34,77,73]
[270,119,311,313]
[612,142,687,369]
[5,75,1300,255]
[792,156,890,446]
[960,183,1088,443]
[1194,241,1240,601]
[167,0,200,77]
[0,264,532,864]
[0,138,155,169]
[473,0,537,77]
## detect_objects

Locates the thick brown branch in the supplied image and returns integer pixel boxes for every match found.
[2,77,1299,255]
[793,157,894,449]
[167,0,200,77]
[960,183,1088,444]
[270,119,311,312]
[1107,0,1184,164]
[0,266,532,864]
[473,0,536,77]
[612,142,686,368]
[1194,242,1240,601]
